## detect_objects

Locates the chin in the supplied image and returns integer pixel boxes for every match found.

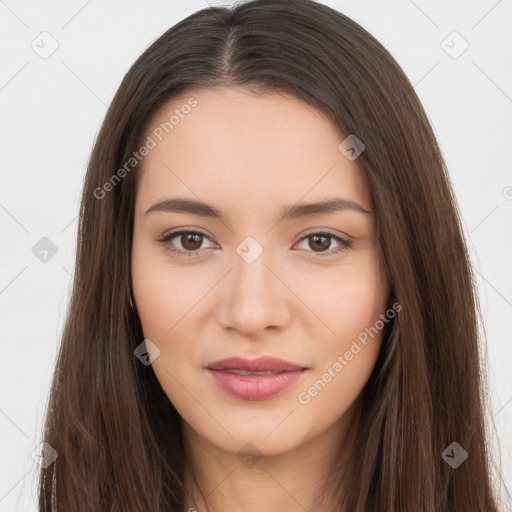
[182,407,308,457]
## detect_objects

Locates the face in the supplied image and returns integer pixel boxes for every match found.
[131,86,389,458]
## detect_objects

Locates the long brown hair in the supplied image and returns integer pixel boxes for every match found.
[38,0,504,510]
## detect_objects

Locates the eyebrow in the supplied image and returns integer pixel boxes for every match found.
[144,196,372,222]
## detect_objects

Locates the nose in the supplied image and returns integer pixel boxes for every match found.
[216,241,292,336]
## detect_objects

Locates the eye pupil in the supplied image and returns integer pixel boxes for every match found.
[309,234,330,252]
[182,233,203,251]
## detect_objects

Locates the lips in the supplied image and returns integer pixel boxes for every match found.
[206,356,308,400]
[207,356,306,373]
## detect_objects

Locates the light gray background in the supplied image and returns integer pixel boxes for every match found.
[1,0,511,510]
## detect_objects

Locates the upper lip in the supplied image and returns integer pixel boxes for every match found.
[207,356,307,372]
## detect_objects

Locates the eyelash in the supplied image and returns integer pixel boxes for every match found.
[156,228,353,258]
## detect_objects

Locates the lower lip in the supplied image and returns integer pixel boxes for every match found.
[207,369,307,400]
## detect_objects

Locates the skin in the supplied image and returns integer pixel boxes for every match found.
[131,86,389,512]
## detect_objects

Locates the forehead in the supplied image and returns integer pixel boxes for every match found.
[135,86,371,215]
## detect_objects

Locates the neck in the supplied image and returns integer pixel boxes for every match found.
[181,399,362,512]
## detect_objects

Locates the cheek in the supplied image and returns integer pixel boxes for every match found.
[131,239,210,407]
[131,239,205,340]
[304,250,388,343]
[131,245,197,409]
[294,252,387,410]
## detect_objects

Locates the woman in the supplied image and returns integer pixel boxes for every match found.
[38,0,503,510]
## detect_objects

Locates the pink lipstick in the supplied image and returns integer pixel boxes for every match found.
[206,356,308,400]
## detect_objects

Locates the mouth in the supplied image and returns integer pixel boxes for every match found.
[206,356,309,400]
[219,369,291,376]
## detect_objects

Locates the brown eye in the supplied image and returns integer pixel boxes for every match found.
[157,229,352,258]
[157,230,216,256]
[295,231,352,256]
[308,234,331,252]
[180,232,203,251]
